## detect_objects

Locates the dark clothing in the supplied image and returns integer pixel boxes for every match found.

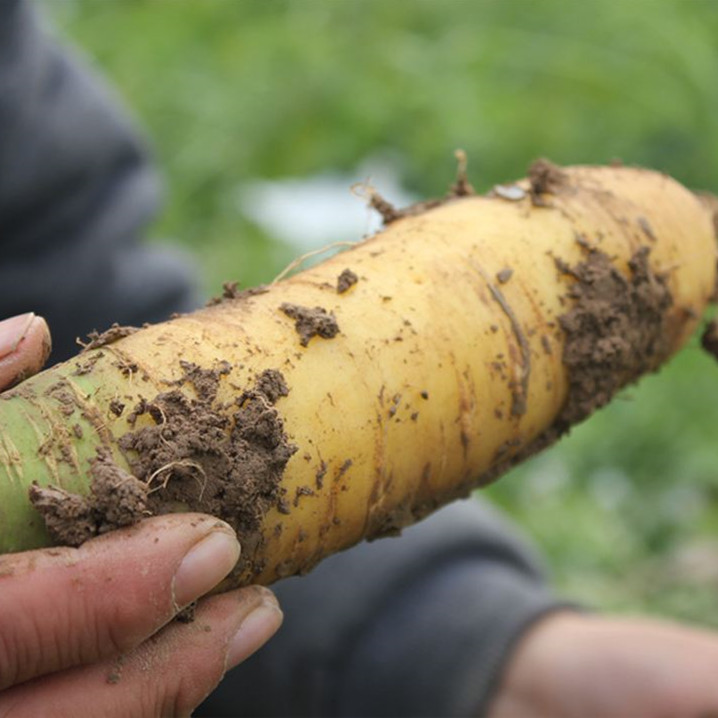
[199,500,562,718]
[1,2,566,715]
[0,0,200,363]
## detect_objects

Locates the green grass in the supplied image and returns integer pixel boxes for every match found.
[45,0,718,625]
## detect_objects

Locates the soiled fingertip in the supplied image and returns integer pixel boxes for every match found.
[173,527,241,609]
[225,593,283,670]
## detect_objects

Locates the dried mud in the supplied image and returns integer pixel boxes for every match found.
[206,282,269,307]
[337,269,359,294]
[476,241,675,492]
[280,303,340,347]
[29,450,149,546]
[30,362,295,578]
[79,324,139,352]
[117,366,295,576]
[528,158,568,205]
[556,245,672,426]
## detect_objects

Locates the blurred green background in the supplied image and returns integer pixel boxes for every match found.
[45,0,718,626]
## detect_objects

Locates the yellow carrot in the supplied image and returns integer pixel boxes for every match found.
[0,161,715,589]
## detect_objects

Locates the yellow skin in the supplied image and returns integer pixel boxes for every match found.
[0,165,715,587]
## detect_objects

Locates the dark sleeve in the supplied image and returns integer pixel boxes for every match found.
[199,498,575,718]
[0,0,201,363]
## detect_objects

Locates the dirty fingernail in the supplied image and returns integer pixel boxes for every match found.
[226,599,283,670]
[0,313,37,360]
[173,529,241,608]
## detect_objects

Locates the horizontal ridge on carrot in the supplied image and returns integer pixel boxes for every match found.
[1,160,716,589]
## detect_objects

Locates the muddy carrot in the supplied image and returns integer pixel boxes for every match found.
[1,160,715,589]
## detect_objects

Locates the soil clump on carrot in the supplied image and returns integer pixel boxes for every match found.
[528,158,568,205]
[117,365,295,575]
[29,450,149,546]
[206,282,269,307]
[30,365,296,577]
[280,303,340,346]
[475,241,674,494]
[79,323,140,352]
[337,269,358,294]
[556,245,672,427]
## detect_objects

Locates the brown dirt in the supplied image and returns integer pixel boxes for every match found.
[206,282,270,307]
[406,238,674,518]
[79,324,139,352]
[254,368,289,403]
[528,158,568,206]
[28,485,96,547]
[452,241,676,511]
[555,245,672,427]
[477,243,671,491]
[369,193,406,224]
[315,461,327,490]
[44,380,79,417]
[171,360,232,401]
[73,351,105,376]
[117,366,296,577]
[30,363,295,579]
[175,602,197,623]
[90,451,149,533]
[368,149,475,225]
[280,303,340,347]
[109,399,125,417]
[337,268,359,294]
[28,450,149,547]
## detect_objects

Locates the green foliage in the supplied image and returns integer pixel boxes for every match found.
[46,1,718,624]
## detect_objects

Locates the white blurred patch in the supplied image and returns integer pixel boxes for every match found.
[588,466,633,511]
[522,454,571,505]
[236,157,418,253]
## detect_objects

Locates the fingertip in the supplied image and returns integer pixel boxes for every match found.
[225,594,283,670]
[0,312,52,388]
[33,315,53,365]
[173,528,241,608]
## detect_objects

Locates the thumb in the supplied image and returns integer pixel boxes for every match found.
[0,312,52,389]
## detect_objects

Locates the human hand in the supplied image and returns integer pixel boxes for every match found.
[0,515,282,717]
[487,611,718,718]
[0,314,283,717]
